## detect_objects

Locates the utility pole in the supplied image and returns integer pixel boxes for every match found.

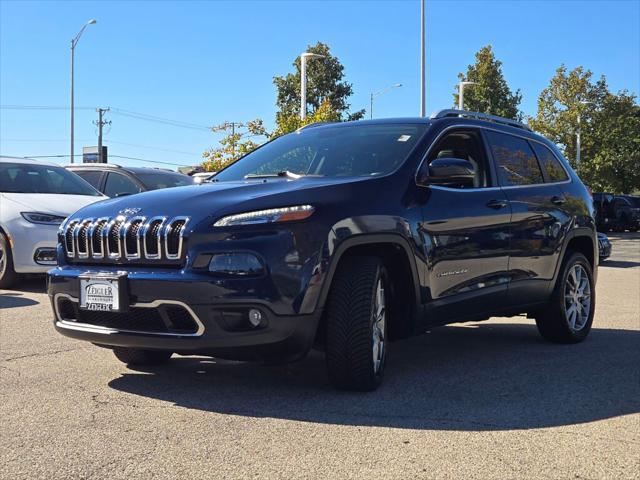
[94,108,111,163]
[212,121,245,158]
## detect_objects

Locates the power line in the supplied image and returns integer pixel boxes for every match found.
[1,104,212,131]
[16,154,197,168]
[0,105,95,110]
[2,138,201,157]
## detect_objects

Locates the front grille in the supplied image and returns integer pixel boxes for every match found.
[62,215,189,265]
[57,298,198,335]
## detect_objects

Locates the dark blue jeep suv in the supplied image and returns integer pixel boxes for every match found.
[48,110,598,390]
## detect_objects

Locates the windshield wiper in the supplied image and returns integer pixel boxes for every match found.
[244,170,303,180]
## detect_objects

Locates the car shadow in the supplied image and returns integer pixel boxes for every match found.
[0,291,39,309]
[600,259,640,268]
[108,322,640,431]
[1,276,47,295]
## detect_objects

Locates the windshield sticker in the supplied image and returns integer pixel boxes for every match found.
[397,135,411,142]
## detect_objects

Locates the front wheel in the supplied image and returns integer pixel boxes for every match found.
[535,252,595,343]
[0,233,19,289]
[112,347,173,366]
[325,256,388,391]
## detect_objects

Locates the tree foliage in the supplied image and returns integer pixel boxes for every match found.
[273,42,364,136]
[453,45,522,120]
[529,65,640,193]
[202,119,267,172]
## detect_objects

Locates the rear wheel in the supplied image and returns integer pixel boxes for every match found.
[0,233,19,289]
[535,252,595,343]
[112,347,173,366]
[325,256,388,391]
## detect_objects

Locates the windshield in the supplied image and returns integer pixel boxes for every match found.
[213,123,427,181]
[136,171,195,190]
[0,162,102,196]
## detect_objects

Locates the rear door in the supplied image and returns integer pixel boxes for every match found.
[420,127,512,322]
[485,130,569,304]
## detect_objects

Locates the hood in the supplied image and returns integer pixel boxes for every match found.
[1,193,107,217]
[64,176,366,225]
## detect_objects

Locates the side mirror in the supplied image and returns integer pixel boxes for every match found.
[419,157,475,188]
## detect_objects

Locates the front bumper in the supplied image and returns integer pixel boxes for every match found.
[48,266,322,362]
[5,219,58,273]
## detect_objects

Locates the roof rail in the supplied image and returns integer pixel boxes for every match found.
[430,109,532,132]
[296,121,334,132]
[65,163,122,168]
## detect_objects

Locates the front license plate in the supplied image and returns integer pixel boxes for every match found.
[80,275,123,312]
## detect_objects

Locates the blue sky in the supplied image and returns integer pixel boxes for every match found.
[1,0,638,169]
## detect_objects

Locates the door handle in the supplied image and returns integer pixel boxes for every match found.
[551,195,566,206]
[486,199,509,209]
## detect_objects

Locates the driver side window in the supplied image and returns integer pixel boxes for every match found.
[426,129,492,188]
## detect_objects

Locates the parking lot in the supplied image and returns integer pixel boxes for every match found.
[1,234,638,480]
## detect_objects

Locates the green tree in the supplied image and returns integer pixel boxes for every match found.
[582,92,640,193]
[273,42,364,135]
[529,65,639,193]
[453,45,522,120]
[529,65,608,170]
[202,119,267,172]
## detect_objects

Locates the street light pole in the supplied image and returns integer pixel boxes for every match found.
[370,84,403,119]
[70,19,96,164]
[458,81,477,110]
[420,0,425,117]
[576,100,594,166]
[300,52,325,120]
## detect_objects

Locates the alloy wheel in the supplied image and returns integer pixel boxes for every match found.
[372,278,386,374]
[564,264,591,332]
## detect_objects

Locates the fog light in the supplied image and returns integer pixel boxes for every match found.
[34,248,57,265]
[248,309,263,327]
[208,253,264,276]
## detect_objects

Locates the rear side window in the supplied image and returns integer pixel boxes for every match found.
[104,172,142,197]
[531,143,569,183]
[73,170,103,189]
[486,131,543,186]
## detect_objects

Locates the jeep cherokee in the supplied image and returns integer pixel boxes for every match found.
[48,110,598,391]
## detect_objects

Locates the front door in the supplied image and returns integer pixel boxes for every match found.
[419,127,512,324]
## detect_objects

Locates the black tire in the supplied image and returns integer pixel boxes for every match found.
[325,256,388,391]
[0,233,19,289]
[112,347,173,366]
[535,252,595,343]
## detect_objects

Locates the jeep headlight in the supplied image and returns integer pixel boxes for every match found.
[213,205,314,227]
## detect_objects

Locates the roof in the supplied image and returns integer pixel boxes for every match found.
[65,163,189,176]
[0,156,58,167]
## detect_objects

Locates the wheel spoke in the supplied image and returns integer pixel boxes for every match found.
[564,264,591,332]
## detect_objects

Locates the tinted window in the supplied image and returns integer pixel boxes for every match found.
[486,131,543,186]
[214,124,427,181]
[104,172,142,197]
[73,170,103,189]
[531,143,569,183]
[625,196,640,207]
[135,171,194,190]
[426,129,492,188]
[0,162,101,196]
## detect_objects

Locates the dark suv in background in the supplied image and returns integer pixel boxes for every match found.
[593,193,640,232]
[49,110,597,390]
[66,164,194,197]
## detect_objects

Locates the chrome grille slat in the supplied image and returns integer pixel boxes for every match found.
[62,215,188,264]
[164,217,189,260]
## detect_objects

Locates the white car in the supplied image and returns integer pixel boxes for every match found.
[0,157,107,287]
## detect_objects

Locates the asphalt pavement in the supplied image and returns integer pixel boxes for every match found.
[1,234,639,479]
